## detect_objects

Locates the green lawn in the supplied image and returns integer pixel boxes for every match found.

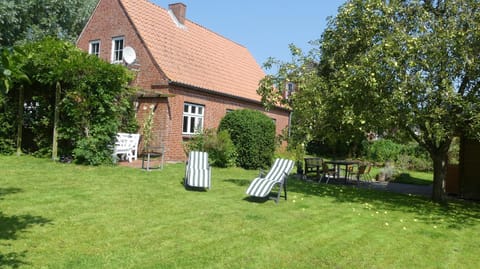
[1,156,479,268]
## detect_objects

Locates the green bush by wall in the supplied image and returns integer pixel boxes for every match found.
[219,109,275,169]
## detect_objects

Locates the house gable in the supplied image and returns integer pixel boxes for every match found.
[77,0,169,89]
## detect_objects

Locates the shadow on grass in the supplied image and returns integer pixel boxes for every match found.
[0,213,52,240]
[181,181,209,192]
[223,179,251,187]
[393,173,432,185]
[0,251,28,268]
[0,188,52,268]
[243,196,270,204]
[0,188,22,200]
[287,177,480,230]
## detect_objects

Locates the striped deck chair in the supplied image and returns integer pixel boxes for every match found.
[245,158,294,203]
[184,151,211,189]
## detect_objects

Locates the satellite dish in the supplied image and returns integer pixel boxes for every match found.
[123,46,136,65]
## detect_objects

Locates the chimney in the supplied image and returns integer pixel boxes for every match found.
[169,3,186,25]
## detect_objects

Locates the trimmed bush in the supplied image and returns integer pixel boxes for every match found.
[219,109,275,169]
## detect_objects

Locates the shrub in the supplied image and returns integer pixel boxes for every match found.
[184,129,236,168]
[73,135,113,165]
[365,139,402,163]
[365,139,432,171]
[219,109,275,169]
[0,96,16,154]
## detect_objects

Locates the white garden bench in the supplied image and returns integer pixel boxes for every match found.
[112,133,140,162]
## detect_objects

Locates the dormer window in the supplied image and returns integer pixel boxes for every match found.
[285,82,295,99]
[111,36,124,64]
[89,40,100,57]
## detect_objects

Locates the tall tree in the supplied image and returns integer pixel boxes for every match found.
[259,0,480,202]
[0,0,98,47]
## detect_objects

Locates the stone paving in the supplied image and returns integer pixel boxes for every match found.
[357,181,432,197]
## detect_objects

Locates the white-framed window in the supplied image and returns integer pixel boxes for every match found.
[182,103,204,135]
[89,40,100,57]
[285,82,295,99]
[111,36,124,63]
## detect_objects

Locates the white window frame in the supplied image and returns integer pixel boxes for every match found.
[89,40,100,57]
[111,36,124,64]
[182,103,204,135]
[285,82,295,99]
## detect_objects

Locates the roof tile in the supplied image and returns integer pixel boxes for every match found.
[120,0,265,102]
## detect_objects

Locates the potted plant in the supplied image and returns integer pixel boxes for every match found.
[376,161,395,181]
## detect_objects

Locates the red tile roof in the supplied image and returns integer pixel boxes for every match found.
[119,0,266,102]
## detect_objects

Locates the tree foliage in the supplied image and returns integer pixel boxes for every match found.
[0,0,98,47]
[259,0,480,202]
[1,38,136,164]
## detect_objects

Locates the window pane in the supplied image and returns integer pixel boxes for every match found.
[197,118,203,131]
[183,116,188,133]
[190,117,195,133]
[198,107,203,115]
[191,106,196,114]
[184,104,189,112]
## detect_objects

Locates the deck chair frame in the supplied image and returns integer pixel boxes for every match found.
[245,158,294,203]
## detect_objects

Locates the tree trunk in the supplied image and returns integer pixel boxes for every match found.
[431,153,448,203]
[16,86,24,156]
[52,82,61,161]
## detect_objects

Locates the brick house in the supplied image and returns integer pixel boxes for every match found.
[77,0,290,162]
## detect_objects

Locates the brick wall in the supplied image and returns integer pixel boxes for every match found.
[133,87,290,162]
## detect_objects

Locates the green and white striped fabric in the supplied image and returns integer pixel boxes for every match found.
[245,158,294,201]
[185,151,211,189]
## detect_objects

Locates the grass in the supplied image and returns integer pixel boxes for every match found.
[1,155,479,268]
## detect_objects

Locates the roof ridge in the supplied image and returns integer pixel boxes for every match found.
[118,0,265,102]
[184,19,248,50]
[143,0,249,50]
[123,0,249,50]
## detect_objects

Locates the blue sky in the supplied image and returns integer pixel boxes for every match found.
[152,0,346,72]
